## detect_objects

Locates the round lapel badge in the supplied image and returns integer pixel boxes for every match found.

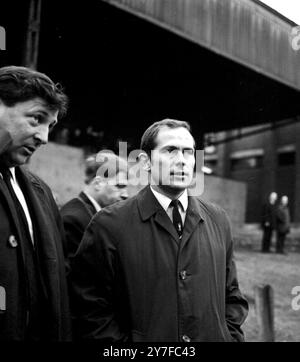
[8,235,18,248]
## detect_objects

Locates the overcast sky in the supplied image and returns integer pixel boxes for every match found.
[260,0,300,25]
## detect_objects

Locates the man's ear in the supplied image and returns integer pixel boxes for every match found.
[138,152,151,172]
[92,176,105,190]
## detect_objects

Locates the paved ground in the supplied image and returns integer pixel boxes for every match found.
[233,225,300,342]
[233,224,300,253]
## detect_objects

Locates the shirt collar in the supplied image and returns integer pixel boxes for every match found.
[150,186,188,212]
[9,167,16,183]
[82,191,101,212]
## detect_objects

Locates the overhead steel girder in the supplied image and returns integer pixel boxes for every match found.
[101,0,300,91]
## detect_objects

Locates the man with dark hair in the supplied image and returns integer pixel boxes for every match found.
[70,118,248,342]
[0,65,71,341]
[60,152,129,260]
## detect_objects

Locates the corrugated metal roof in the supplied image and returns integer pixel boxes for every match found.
[101,0,300,91]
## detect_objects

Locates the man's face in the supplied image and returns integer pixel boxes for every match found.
[96,170,129,207]
[269,192,278,204]
[149,126,195,195]
[0,98,58,167]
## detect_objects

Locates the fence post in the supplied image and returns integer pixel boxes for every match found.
[254,284,275,342]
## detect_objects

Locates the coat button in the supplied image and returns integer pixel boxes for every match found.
[8,235,18,248]
[182,334,191,342]
[179,270,187,280]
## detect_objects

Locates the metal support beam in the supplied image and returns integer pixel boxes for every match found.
[206,117,300,146]
[23,0,42,69]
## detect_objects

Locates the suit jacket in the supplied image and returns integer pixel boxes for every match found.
[70,185,249,342]
[276,205,290,234]
[60,191,97,260]
[261,202,277,229]
[0,129,71,340]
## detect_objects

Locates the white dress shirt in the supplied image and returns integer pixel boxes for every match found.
[10,168,34,244]
[150,186,188,224]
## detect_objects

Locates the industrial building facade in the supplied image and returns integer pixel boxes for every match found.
[2,0,300,224]
[204,119,300,223]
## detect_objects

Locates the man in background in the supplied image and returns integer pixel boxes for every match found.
[60,152,129,260]
[261,191,278,253]
[0,65,71,340]
[276,195,290,254]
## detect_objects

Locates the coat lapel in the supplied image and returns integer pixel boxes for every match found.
[16,167,62,334]
[137,186,179,244]
[180,196,204,248]
[0,175,27,264]
[16,167,57,260]
[154,210,179,244]
[78,191,97,216]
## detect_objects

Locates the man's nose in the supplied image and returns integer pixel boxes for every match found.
[34,125,49,145]
[175,150,186,164]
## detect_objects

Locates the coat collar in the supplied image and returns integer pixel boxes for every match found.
[79,191,99,213]
[137,186,205,246]
[15,167,58,259]
[0,168,24,239]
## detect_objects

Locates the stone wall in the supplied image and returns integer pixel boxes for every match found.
[27,142,85,208]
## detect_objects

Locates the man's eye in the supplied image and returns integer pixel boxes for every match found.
[184,149,194,155]
[31,115,42,123]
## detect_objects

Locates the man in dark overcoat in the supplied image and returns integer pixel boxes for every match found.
[0,66,71,341]
[261,191,278,252]
[276,195,291,254]
[70,119,249,342]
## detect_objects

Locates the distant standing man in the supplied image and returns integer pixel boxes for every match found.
[60,152,129,260]
[0,66,71,340]
[261,191,278,253]
[70,118,248,342]
[276,195,290,254]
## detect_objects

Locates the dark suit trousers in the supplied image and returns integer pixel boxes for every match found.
[261,226,273,252]
[276,232,286,253]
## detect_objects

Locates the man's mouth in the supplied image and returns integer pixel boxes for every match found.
[22,145,36,155]
[171,171,187,176]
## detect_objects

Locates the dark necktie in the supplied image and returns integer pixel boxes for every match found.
[0,167,31,241]
[170,199,183,238]
[0,167,17,199]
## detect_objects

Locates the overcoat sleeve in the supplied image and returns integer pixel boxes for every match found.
[61,212,85,261]
[223,210,249,342]
[69,214,129,341]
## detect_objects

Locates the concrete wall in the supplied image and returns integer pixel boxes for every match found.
[201,174,247,228]
[27,142,85,208]
[27,142,247,227]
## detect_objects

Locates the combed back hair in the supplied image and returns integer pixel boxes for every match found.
[0,65,68,117]
[84,151,128,184]
[140,118,193,157]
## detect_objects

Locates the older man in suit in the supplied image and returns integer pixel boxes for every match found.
[70,118,248,342]
[0,65,71,341]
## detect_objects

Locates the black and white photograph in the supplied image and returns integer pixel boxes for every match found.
[1,0,300,354]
